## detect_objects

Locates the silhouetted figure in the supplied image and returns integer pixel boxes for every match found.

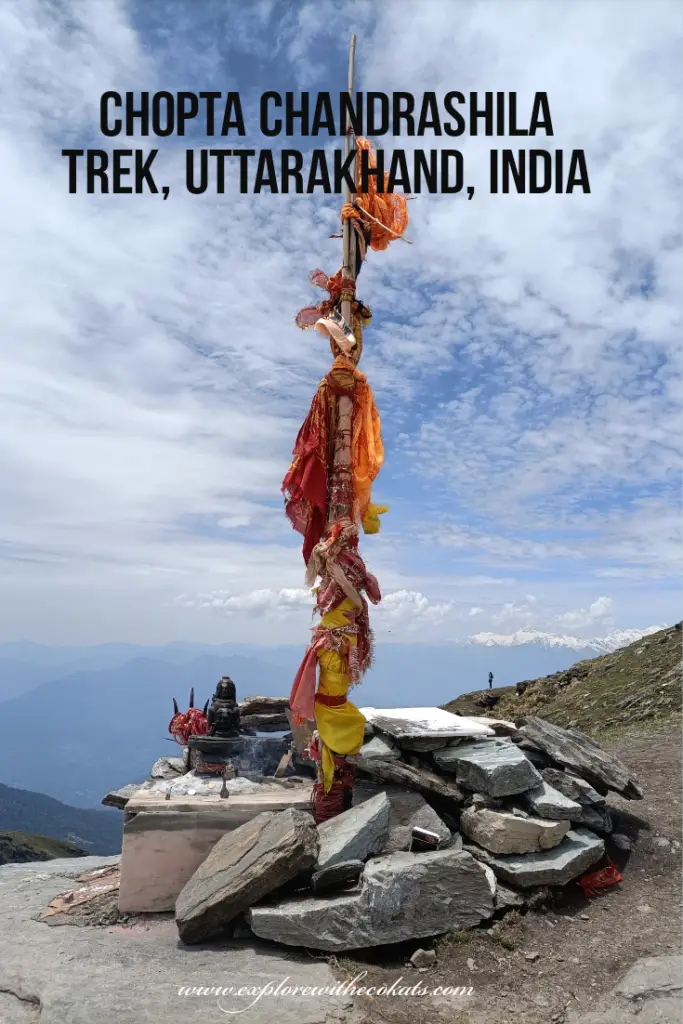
[488,672,493,690]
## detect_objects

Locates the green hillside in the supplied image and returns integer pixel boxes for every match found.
[444,623,681,738]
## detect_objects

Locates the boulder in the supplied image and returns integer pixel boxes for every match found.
[175,807,319,943]
[434,739,543,797]
[524,781,582,820]
[316,792,391,871]
[494,883,526,910]
[460,806,570,855]
[248,848,494,950]
[482,828,605,888]
[355,755,465,804]
[359,734,401,759]
[519,717,643,799]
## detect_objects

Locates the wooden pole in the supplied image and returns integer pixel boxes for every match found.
[327,34,358,528]
[340,34,357,330]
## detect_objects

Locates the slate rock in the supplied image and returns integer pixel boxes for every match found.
[541,768,606,807]
[520,717,643,799]
[483,828,605,888]
[460,806,570,855]
[355,755,465,804]
[316,792,391,870]
[410,948,437,969]
[360,706,494,741]
[239,695,290,716]
[434,739,543,797]
[248,848,494,950]
[359,734,400,759]
[175,807,319,943]
[524,781,582,820]
[368,787,451,854]
[311,860,364,895]
[494,883,526,910]
[101,783,144,809]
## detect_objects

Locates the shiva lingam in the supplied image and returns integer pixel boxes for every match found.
[184,676,288,777]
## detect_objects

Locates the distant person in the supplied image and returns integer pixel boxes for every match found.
[488,672,493,690]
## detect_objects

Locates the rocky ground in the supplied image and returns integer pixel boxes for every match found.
[0,725,679,1024]
[336,723,682,1024]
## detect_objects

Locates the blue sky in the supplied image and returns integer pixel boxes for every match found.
[0,0,680,646]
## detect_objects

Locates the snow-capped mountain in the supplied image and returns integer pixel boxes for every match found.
[467,626,667,654]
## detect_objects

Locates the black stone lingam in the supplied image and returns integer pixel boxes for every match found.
[188,675,288,776]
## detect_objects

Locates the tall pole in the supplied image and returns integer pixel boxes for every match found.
[340,34,357,329]
[328,35,358,529]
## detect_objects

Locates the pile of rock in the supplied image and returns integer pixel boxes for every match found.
[173,706,643,952]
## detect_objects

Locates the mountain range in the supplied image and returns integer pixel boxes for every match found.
[0,626,665,809]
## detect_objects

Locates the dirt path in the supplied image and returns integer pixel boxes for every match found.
[336,724,682,1024]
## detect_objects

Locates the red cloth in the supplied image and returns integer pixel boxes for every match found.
[289,644,319,724]
[282,387,329,565]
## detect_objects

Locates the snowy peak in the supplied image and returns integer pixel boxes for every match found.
[468,626,666,654]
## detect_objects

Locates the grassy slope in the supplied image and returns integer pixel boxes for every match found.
[443,622,681,738]
[0,830,86,865]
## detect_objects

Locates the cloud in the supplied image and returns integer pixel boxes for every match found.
[0,0,679,644]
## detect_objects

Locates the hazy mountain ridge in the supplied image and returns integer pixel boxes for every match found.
[0,783,121,856]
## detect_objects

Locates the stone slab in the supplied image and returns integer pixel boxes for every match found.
[483,828,605,887]
[359,707,494,740]
[355,754,465,803]
[434,739,543,797]
[249,847,494,950]
[0,857,359,1024]
[460,805,570,854]
[175,808,319,944]
[358,734,400,759]
[520,716,643,799]
[524,780,583,819]
[316,792,391,870]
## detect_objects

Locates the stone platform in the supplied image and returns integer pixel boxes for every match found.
[119,783,313,913]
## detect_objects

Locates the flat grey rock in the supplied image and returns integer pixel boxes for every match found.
[520,717,643,799]
[358,734,400,759]
[239,696,290,716]
[359,706,494,740]
[434,739,543,797]
[355,755,465,804]
[249,848,494,950]
[541,768,606,807]
[101,784,144,809]
[0,857,356,1024]
[524,780,582,819]
[567,954,682,1023]
[316,792,390,870]
[311,860,364,895]
[460,805,570,854]
[175,808,319,944]
[358,787,451,854]
[483,828,604,888]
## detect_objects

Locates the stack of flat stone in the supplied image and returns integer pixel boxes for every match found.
[171,708,643,953]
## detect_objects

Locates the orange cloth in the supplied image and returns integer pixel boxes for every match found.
[354,137,409,251]
[351,370,383,525]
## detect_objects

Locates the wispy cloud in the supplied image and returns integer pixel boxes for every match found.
[0,0,679,644]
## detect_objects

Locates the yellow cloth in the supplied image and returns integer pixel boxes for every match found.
[362,502,389,535]
[314,599,366,791]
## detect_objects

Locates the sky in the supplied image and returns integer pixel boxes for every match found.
[0,0,680,647]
